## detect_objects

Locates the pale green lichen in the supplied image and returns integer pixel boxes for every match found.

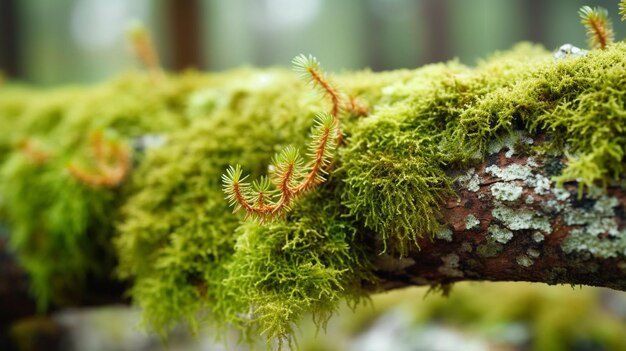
[457,168,481,192]
[552,187,571,201]
[490,182,523,202]
[561,194,626,259]
[477,241,503,258]
[465,214,480,230]
[516,255,534,267]
[488,224,514,244]
[435,225,453,242]
[438,253,463,277]
[486,130,534,158]
[527,248,541,258]
[525,173,551,195]
[492,205,552,233]
[486,164,532,181]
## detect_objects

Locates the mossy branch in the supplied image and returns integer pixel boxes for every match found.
[579,6,614,50]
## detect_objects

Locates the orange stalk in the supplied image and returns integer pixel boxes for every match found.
[128,23,163,82]
[19,139,51,165]
[67,132,131,188]
[307,67,341,118]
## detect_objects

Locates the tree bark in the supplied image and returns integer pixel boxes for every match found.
[373,134,626,292]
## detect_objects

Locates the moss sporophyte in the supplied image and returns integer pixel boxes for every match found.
[222,54,367,221]
[4,5,626,347]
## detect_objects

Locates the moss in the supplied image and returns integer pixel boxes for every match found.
[222,188,375,348]
[0,143,117,309]
[0,72,223,307]
[2,42,626,345]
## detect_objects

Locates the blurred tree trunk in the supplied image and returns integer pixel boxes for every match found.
[0,0,20,79]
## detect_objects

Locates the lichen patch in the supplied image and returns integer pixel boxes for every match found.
[516,255,534,267]
[492,205,551,233]
[486,164,532,181]
[465,214,480,230]
[488,224,514,244]
[490,182,523,202]
[457,167,481,192]
[435,226,453,242]
[561,194,626,258]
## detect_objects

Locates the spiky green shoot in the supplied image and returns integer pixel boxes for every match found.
[222,113,338,220]
[292,54,342,118]
[620,1,626,21]
[579,6,614,50]
[292,54,368,119]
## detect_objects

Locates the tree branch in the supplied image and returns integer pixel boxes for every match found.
[373,135,626,292]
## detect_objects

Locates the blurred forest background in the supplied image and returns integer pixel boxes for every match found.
[1,0,625,85]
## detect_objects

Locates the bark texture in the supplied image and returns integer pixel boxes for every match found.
[374,137,626,291]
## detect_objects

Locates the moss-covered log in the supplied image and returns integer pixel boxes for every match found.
[2,42,626,347]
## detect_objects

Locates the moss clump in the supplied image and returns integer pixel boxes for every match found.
[0,72,219,308]
[222,187,375,348]
[0,152,115,308]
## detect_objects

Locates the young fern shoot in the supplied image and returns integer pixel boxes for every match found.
[222,113,338,220]
[579,6,614,49]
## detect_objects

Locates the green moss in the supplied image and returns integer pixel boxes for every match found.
[0,72,222,307]
[222,187,375,348]
[0,151,115,308]
[2,42,626,346]
[114,71,330,340]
